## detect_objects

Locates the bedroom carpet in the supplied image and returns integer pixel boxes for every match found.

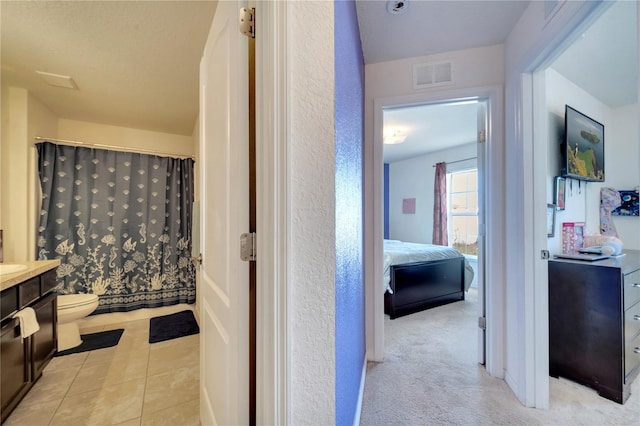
[360,288,640,425]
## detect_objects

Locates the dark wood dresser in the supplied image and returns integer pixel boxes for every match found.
[549,250,640,404]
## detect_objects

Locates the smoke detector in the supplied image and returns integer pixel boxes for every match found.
[387,0,409,15]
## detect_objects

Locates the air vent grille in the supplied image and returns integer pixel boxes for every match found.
[413,61,453,89]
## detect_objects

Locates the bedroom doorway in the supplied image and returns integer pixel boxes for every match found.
[371,85,504,375]
[381,98,487,364]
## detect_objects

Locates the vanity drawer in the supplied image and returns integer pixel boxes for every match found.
[0,287,18,321]
[18,277,41,308]
[40,270,57,294]
[624,269,640,308]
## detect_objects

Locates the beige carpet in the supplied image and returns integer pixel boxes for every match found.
[360,288,640,425]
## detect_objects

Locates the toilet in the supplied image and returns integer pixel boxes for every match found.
[57,294,99,351]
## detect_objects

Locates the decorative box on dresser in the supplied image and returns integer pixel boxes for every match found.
[549,250,640,404]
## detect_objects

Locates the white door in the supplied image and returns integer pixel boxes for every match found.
[476,101,487,364]
[199,1,249,424]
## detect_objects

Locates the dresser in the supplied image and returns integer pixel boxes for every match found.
[549,250,640,404]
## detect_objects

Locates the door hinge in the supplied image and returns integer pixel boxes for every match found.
[240,232,256,261]
[541,250,550,260]
[478,316,486,330]
[478,130,486,143]
[240,7,256,39]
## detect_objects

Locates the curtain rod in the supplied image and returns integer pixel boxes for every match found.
[432,156,477,167]
[34,137,195,160]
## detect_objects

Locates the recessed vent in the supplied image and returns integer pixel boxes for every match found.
[413,61,453,90]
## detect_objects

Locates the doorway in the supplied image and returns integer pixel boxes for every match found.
[382,99,486,363]
[370,85,504,375]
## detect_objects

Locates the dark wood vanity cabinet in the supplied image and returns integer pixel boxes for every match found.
[549,251,640,404]
[0,268,58,423]
[0,317,30,420]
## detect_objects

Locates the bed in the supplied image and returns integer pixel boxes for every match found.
[383,239,475,319]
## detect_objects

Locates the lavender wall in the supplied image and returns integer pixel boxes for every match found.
[334,0,365,425]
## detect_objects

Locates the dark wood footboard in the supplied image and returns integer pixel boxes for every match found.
[384,257,465,319]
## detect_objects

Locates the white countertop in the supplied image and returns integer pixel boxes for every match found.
[0,260,60,291]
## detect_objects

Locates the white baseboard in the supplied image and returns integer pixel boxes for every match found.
[353,355,367,426]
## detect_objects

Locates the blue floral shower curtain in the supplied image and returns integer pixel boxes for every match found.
[37,142,196,314]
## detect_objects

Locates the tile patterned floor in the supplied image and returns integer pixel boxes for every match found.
[4,318,200,426]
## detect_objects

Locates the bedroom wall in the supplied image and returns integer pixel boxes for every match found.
[545,68,639,253]
[388,143,477,244]
[334,1,365,424]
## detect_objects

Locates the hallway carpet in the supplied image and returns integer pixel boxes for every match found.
[360,288,640,425]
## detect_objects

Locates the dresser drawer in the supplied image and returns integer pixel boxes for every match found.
[624,269,640,308]
[625,332,640,383]
[625,300,640,343]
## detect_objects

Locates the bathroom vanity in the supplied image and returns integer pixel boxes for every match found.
[0,260,59,423]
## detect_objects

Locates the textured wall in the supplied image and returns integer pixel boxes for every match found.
[334,1,365,425]
[289,1,337,424]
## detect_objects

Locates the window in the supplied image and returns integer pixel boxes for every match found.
[447,169,478,256]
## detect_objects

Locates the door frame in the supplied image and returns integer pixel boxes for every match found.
[254,1,290,424]
[504,0,613,408]
[369,85,505,378]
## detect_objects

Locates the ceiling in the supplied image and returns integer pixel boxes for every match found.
[381,0,638,163]
[356,0,529,64]
[0,0,636,145]
[0,1,217,136]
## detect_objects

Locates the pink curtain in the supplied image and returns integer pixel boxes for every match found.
[432,162,448,246]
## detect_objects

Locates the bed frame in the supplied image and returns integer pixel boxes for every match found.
[384,257,465,319]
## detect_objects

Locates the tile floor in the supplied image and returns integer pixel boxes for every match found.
[4,316,200,426]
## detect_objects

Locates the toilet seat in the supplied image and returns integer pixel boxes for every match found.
[58,294,99,310]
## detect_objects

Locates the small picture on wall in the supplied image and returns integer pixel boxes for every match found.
[547,204,556,237]
[402,198,416,214]
[554,176,566,211]
[612,190,639,216]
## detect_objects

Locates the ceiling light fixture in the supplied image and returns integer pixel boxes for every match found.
[387,0,409,15]
[36,71,78,90]
[384,131,407,145]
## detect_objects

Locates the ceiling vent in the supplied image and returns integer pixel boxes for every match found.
[36,71,78,90]
[413,61,453,90]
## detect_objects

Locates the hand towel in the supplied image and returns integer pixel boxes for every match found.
[12,307,40,339]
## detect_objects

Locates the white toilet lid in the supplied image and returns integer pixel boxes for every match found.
[58,294,99,309]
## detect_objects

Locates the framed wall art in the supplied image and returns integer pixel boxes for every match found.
[612,190,639,217]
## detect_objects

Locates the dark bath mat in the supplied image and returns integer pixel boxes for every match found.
[149,310,199,344]
[55,329,124,357]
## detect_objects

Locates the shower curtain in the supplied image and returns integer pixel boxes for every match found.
[36,142,196,314]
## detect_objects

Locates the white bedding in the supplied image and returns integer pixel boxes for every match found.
[383,239,475,293]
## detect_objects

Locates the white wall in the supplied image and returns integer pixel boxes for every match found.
[388,143,476,243]
[0,87,58,262]
[546,68,639,253]
[288,1,336,424]
[58,119,195,156]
